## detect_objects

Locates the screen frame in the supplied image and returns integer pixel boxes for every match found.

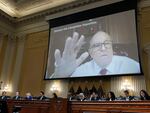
[44,0,143,80]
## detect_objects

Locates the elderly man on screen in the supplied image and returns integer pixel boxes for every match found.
[52,31,140,78]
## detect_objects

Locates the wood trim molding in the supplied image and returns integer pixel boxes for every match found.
[0,0,149,25]
[0,0,150,37]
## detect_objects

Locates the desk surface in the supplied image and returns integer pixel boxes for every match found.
[2,99,150,113]
[69,100,150,113]
[6,99,67,113]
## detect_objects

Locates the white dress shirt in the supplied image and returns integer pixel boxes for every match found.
[71,55,140,77]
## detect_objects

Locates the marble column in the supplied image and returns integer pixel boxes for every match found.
[0,33,5,55]
[0,34,17,93]
[143,43,150,92]
[11,35,26,94]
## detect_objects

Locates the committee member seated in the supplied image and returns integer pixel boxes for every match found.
[51,31,140,78]
[123,90,134,101]
[90,91,99,101]
[12,91,22,100]
[77,93,85,101]
[139,89,150,100]
[37,91,48,100]
[106,91,116,101]
[25,92,33,100]
[67,92,78,101]
[0,91,10,100]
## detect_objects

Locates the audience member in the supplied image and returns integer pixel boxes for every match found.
[12,91,21,100]
[0,91,10,100]
[140,89,150,100]
[106,91,116,101]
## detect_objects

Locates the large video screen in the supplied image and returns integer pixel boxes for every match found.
[45,0,143,79]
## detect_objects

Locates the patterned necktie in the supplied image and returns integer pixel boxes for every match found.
[100,68,107,75]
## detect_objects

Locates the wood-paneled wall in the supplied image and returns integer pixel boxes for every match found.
[19,31,48,96]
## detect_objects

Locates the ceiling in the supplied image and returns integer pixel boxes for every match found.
[0,0,150,19]
[0,0,78,18]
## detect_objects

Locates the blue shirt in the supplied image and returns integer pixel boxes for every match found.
[71,55,140,77]
[26,96,32,100]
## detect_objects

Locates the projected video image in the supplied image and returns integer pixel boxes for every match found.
[45,9,141,79]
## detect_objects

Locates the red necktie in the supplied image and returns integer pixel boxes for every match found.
[100,68,107,75]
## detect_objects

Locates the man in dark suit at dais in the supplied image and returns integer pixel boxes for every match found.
[12,91,22,100]
[0,91,11,100]
[37,91,48,100]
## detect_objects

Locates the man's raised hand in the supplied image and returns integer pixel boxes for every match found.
[54,32,89,77]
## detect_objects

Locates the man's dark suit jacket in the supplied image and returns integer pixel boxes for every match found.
[123,96,134,101]
[37,96,47,100]
[91,97,99,101]
[12,96,22,100]
[0,96,11,100]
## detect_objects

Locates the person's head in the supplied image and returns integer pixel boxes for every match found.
[124,90,130,97]
[53,93,58,98]
[89,31,113,68]
[26,92,31,97]
[2,91,6,96]
[108,91,115,99]
[16,91,20,96]
[40,91,44,96]
[92,92,96,95]
[91,91,97,97]
[78,93,84,100]
[140,90,149,98]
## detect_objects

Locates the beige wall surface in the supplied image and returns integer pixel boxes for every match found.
[0,37,8,78]
[140,7,150,93]
[19,31,48,96]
